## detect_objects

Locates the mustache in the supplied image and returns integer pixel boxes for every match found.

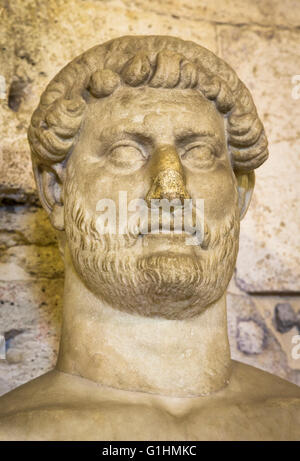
[66,188,239,255]
[113,205,211,249]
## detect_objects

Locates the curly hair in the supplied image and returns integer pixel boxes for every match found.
[28,35,268,181]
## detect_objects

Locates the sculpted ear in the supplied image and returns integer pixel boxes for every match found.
[33,162,65,231]
[235,170,255,220]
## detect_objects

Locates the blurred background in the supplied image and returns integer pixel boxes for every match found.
[0,0,300,395]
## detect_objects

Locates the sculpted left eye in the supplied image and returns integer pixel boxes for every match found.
[109,144,145,171]
[183,144,216,169]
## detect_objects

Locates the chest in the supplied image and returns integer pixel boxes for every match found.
[2,399,299,441]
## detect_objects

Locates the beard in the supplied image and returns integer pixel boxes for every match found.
[64,172,240,320]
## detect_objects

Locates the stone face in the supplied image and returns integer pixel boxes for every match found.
[1,2,299,294]
[218,26,300,293]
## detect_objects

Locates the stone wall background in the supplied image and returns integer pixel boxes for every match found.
[0,0,300,395]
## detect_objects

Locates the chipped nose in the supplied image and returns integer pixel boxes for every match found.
[146,145,190,205]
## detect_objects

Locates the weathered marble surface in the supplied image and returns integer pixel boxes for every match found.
[0,0,300,395]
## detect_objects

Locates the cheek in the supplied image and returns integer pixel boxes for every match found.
[186,164,237,221]
[70,157,151,212]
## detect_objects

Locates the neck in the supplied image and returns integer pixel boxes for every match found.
[57,251,232,397]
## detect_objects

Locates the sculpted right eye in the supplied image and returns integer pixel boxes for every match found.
[108,144,146,172]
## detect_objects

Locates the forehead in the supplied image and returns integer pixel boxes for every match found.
[84,86,225,139]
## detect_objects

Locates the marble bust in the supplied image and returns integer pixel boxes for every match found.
[0,35,299,441]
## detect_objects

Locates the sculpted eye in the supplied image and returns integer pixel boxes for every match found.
[182,143,216,170]
[108,143,146,172]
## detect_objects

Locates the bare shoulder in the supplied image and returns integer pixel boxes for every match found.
[206,361,300,440]
[0,370,192,441]
[0,371,169,441]
[230,360,300,400]
[0,371,50,437]
[0,370,88,440]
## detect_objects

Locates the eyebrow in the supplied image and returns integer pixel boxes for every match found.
[175,130,223,146]
[98,125,153,143]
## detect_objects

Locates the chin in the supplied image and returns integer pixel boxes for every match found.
[103,279,222,320]
[77,253,226,320]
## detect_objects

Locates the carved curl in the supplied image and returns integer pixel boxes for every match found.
[28,36,268,176]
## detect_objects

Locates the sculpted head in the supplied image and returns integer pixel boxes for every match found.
[28,36,268,320]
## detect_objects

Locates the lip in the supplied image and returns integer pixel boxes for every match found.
[137,225,207,251]
[137,221,198,236]
[140,231,195,239]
